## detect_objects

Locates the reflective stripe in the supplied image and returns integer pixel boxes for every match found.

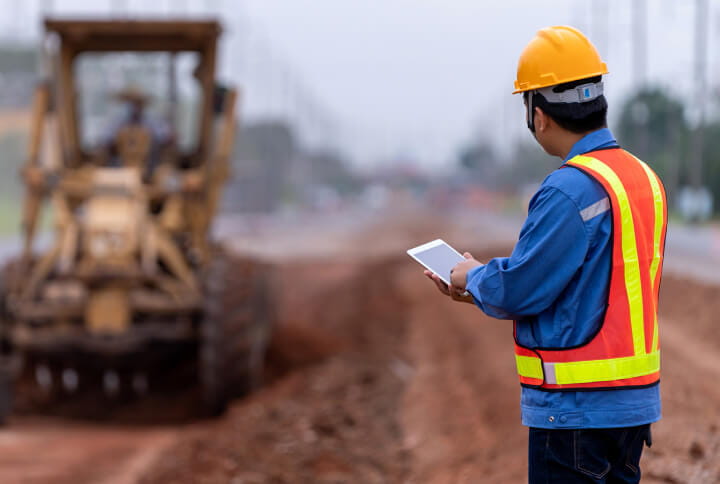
[516,352,660,385]
[579,197,610,221]
[543,362,558,384]
[516,355,543,380]
[635,157,665,352]
[570,155,646,356]
[543,351,659,385]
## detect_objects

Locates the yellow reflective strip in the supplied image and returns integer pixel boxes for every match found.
[635,157,665,352]
[637,161,664,289]
[515,354,543,380]
[570,155,646,355]
[651,311,660,352]
[552,351,660,385]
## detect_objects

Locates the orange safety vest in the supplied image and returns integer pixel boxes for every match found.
[514,148,667,390]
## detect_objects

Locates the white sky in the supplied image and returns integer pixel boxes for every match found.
[3,0,717,169]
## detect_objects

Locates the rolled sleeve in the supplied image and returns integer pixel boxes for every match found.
[466,187,589,319]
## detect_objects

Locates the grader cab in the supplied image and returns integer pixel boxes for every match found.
[0,19,271,421]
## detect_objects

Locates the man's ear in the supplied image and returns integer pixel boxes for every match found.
[534,107,550,132]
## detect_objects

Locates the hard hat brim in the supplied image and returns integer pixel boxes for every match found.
[512,67,608,94]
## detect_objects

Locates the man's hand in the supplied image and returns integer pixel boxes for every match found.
[450,252,483,290]
[423,252,481,304]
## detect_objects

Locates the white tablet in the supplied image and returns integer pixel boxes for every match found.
[406,239,466,287]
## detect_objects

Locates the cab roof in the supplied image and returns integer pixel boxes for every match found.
[44,18,221,52]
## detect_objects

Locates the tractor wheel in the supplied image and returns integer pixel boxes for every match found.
[199,250,273,417]
[0,260,17,425]
[0,367,12,425]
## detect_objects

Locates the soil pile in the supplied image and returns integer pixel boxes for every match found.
[5,214,719,483]
[142,258,412,483]
[143,243,720,483]
[639,277,720,483]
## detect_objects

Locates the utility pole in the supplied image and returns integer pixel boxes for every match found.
[690,0,708,189]
[632,0,647,86]
[571,2,588,36]
[176,0,187,15]
[632,0,649,158]
[205,0,221,13]
[112,0,128,12]
[592,0,609,62]
[678,0,713,221]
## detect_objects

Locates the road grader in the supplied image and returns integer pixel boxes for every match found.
[0,19,272,422]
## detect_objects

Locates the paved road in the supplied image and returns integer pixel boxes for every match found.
[451,208,720,285]
[2,210,718,284]
[663,223,720,284]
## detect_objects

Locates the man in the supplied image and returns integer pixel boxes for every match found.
[426,26,666,483]
[103,86,173,176]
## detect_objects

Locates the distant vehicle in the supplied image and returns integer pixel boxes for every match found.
[678,186,714,223]
[0,18,272,422]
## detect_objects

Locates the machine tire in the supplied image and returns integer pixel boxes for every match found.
[0,368,12,425]
[0,260,17,426]
[199,249,273,417]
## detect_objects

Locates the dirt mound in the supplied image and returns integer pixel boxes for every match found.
[142,354,408,484]
[5,213,720,483]
[143,240,720,483]
[142,257,412,483]
[640,277,720,483]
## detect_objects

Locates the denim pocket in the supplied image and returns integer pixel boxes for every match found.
[574,430,612,479]
[624,426,650,475]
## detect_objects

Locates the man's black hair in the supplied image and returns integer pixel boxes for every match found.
[523,75,608,134]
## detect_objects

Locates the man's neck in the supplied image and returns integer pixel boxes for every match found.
[556,132,586,160]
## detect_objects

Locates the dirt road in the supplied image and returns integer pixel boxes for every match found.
[0,418,178,484]
[1,211,719,483]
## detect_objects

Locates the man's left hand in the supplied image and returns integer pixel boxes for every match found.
[450,252,483,291]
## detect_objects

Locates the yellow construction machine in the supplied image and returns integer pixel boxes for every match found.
[0,19,272,421]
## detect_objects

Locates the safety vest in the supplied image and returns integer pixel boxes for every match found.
[514,148,667,390]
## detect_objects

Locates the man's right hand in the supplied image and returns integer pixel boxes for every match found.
[423,270,475,304]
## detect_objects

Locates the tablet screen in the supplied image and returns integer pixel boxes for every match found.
[411,242,465,285]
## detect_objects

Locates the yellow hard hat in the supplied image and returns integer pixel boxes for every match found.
[513,26,608,94]
[114,85,150,104]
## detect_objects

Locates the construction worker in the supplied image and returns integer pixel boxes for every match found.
[103,86,173,176]
[426,26,666,483]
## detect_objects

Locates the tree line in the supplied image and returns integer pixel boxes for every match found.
[459,87,720,216]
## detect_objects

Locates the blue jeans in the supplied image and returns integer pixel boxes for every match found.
[528,425,652,483]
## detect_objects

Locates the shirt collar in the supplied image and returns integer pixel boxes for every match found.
[564,128,618,162]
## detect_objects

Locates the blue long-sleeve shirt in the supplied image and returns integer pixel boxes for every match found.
[466,128,661,429]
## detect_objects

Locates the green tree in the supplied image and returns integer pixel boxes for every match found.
[502,141,560,189]
[615,87,689,201]
[698,121,720,215]
[459,141,494,172]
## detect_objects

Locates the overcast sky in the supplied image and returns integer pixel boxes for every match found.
[4,0,716,169]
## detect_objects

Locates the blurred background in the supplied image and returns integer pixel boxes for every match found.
[0,0,718,221]
[0,2,719,484]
